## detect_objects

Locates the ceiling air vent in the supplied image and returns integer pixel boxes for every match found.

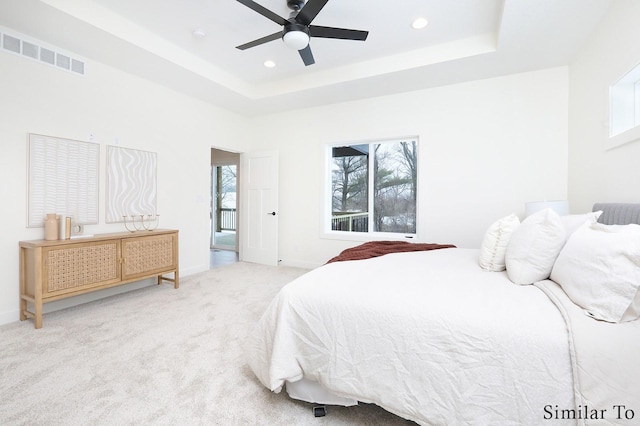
[1,27,86,76]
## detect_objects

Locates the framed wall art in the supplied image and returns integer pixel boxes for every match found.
[106,145,157,223]
[27,133,99,227]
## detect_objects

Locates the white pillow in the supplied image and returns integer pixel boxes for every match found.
[505,208,565,285]
[560,210,602,237]
[550,223,640,323]
[478,214,520,272]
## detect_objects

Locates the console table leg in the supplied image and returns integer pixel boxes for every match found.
[34,285,43,329]
[34,249,43,329]
[19,247,27,321]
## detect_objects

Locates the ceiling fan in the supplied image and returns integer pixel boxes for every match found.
[235,0,369,66]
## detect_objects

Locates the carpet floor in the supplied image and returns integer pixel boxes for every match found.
[0,262,414,425]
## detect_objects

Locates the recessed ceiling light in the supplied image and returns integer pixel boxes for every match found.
[411,17,428,30]
[192,28,207,39]
[264,60,276,68]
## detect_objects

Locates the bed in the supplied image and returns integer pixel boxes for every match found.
[246,203,640,425]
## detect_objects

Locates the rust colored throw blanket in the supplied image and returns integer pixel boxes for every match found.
[326,241,456,264]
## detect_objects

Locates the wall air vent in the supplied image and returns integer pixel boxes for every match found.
[40,47,55,65]
[1,26,86,76]
[3,33,20,53]
[56,53,70,70]
[22,40,38,59]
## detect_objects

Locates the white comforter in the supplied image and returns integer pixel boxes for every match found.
[246,248,575,425]
[536,280,640,426]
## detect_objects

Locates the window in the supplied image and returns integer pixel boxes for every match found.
[608,62,640,148]
[326,137,418,237]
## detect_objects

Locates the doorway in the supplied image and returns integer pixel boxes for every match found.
[211,148,239,268]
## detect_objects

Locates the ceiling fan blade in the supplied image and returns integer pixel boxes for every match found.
[236,32,282,50]
[295,0,329,26]
[299,45,315,66]
[236,0,287,26]
[309,25,368,41]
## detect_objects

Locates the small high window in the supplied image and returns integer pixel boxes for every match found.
[608,62,640,148]
[325,137,418,238]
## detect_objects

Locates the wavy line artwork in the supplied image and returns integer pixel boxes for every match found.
[28,134,99,227]
[106,146,157,223]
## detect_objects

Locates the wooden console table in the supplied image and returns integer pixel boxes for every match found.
[19,229,179,329]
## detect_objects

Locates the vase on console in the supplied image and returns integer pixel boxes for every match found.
[44,213,59,241]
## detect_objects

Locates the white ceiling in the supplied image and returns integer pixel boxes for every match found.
[0,0,613,116]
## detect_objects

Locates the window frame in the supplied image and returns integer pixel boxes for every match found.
[321,136,420,242]
[607,61,640,149]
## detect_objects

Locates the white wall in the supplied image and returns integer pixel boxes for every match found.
[0,35,572,325]
[568,0,640,212]
[249,67,570,268]
[0,51,250,325]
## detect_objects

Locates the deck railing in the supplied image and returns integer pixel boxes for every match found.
[219,208,236,231]
[331,212,368,232]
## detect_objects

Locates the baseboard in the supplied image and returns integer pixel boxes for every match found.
[0,309,20,326]
[181,264,209,277]
[278,259,320,269]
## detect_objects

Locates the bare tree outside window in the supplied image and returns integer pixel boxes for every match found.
[219,165,237,207]
[330,139,417,235]
[213,165,237,234]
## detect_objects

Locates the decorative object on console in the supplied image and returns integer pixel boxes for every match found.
[70,221,85,237]
[59,216,73,240]
[44,213,59,241]
[524,200,569,217]
[106,145,157,223]
[123,214,160,232]
[65,216,71,239]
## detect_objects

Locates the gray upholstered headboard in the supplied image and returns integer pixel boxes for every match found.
[593,203,640,225]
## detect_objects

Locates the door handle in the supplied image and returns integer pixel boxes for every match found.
[267,212,276,216]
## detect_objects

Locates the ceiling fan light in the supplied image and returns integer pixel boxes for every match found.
[283,30,310,50]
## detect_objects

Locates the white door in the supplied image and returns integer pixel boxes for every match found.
[240,151,279,266]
